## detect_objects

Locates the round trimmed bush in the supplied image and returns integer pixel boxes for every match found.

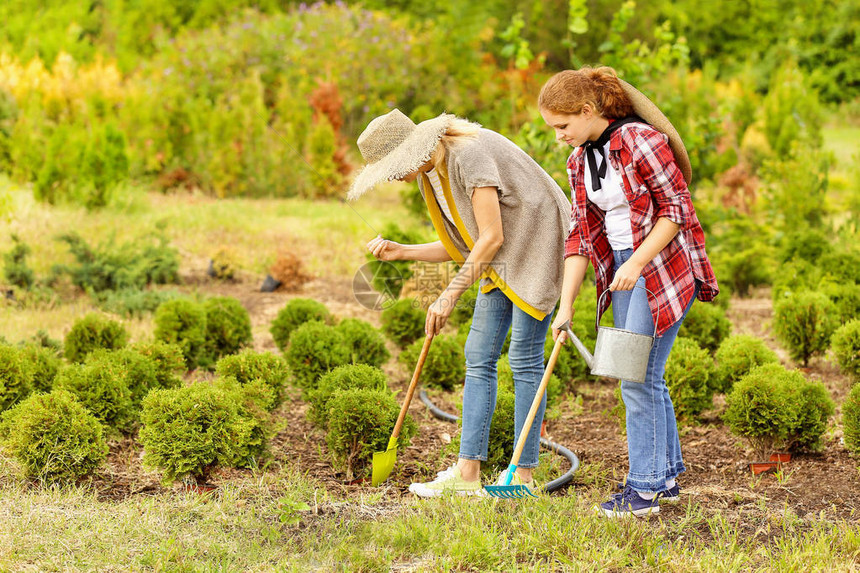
[0,390,108,483]
[786,375,834,452]
[773,290,838,366]
[336,318,390,368]
[284,321,351,394]
[665,337,717,420]
[202,296,253,365]
[53,358,135,434]
[270,298,331,352]
[497,353,562,411]
[308,364,389,429]
[713,334,780,394]
[85,348,159,407]
[139,382,263,484]
[843,384,860,456]
[154,299,207,370]
[64,313,128,363]
[0,344,34,412]
[325,387,417,481]
[821,282,860,324]
[399,334,464,391]
[678,302,731,354]
[380,298,425,348]
[20,344,62,393]
[831,320,860,384]
[215,350,290,411]
[130,341,185,389]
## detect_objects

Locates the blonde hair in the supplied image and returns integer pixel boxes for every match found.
[430,118,481,173]
[538,66,634,119]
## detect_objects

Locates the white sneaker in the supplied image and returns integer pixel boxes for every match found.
[488,469,536,490]
[408,465,484,498]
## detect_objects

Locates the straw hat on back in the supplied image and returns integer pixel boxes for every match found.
[348,109,456,200]
[617,78,692,185]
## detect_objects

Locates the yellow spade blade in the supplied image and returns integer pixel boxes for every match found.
[371,437,398,486]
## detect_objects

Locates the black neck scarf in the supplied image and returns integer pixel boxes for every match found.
[581,116,644,193]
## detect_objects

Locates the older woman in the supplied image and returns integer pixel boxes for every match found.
[350,109,570,496]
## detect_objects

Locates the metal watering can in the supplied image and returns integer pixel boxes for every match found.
[564,286,659,384]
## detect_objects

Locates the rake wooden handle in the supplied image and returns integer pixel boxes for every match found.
[508,335,564,468]
[390,333,434,442]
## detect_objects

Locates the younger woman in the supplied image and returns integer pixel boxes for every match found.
[539,67,719,517]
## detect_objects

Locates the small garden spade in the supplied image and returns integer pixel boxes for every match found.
[372,332,434,486]
[484,325,569,499]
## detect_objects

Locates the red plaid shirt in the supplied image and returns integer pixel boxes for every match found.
[564,122,719,336]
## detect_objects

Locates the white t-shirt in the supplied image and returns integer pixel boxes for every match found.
[583,141,634,250]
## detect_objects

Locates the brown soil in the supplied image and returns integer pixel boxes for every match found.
[82,275,860,522]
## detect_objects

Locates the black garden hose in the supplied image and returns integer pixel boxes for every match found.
[418,390,579,494]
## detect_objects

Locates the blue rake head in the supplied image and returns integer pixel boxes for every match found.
[483,484,538,499]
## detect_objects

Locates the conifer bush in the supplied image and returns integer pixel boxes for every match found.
[786,376,834,452]
[843,384,860,456]
[154,299,207,369]
[821,282,860,325]
[678,302,731,354]
[665,337,717,420]
[380,298,425,348]
[773,291,838,365]
[139,382,263,484]
[284,321,350,394]
[20,344,62,393]
[270,298,331,352]
[324,387,416,481]
[63,313,129,363]
[215,350,290,411]
[202,296,253,365]
[85,348,159,407]
[831,320,860,384]
[0,390,108,483]
[308,364,388,430]
[0,344,34,411]
[53,356,136,434]
[335,318,390,368]
[399,334,464,391]
[3,234,34,289]
[713,334,780,394]
[130,341,185,389]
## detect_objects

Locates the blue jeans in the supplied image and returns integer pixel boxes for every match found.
[460,288,552,468]
[611,248,698,493]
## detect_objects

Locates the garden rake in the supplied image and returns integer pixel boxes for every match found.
[484,323,571,499]
[372,332,434,486]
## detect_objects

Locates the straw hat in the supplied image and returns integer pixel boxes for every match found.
[348,109,456,200]
[617,78,692,185]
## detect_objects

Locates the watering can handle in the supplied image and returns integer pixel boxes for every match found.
[596,285,660,339]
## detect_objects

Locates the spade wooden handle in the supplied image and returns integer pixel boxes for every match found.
[390,333,434,441]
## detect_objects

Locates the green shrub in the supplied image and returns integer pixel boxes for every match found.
[270,298,331,352]
[770,258,822,302]
[284,321,351,394]
[202,296,253,366]
[63,313,129,363]
[96,288,183,318]
[140,382,264,484]
[85,348,159,408]
[843,384,860,456]
[821,282,860,325]
[678,302,731,354]
[0,344,34,411]
[363,223,425,299]
[831,320,860,384]
[53,357,136,435]
[0,390,108,483]
[335,318,390,368]
[308,364,389,430]
[325,388,417,481]
[773,291,838,366]
[3,234,34,289]
[497,353,562,411]
[19,344,62,393]
[665,337,717,420]
[154,299,207,369]
[130,341,185,389]
[380,298,425,349]
[710,243,774,297]
[399,334,464,391]
[215,350,290,411]
[724,363,834,457]
[713,335,780,395]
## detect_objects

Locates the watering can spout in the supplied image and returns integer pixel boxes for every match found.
[563,325,594,369]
